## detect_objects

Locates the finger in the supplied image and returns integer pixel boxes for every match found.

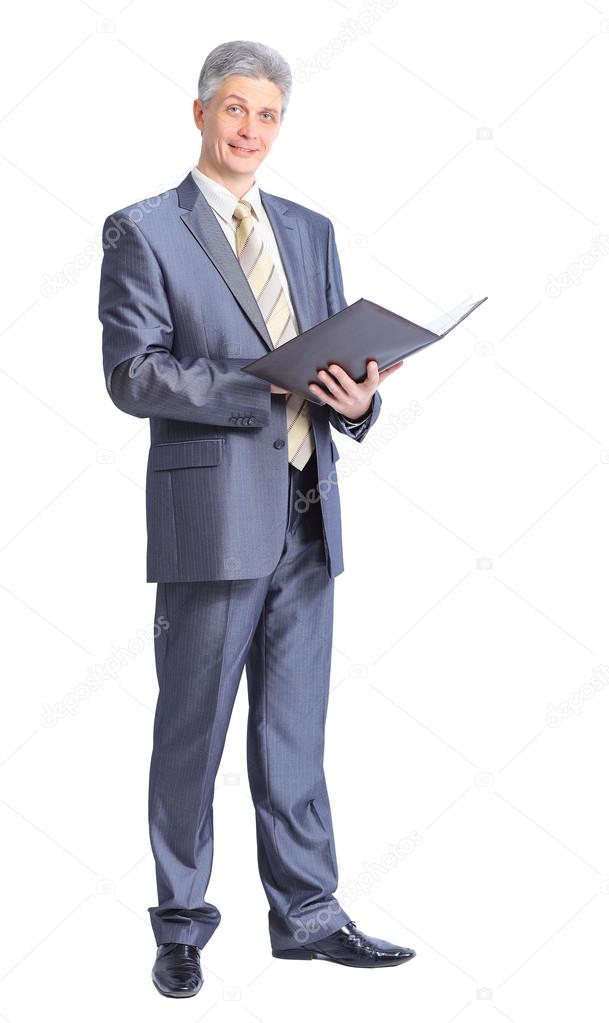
[379,360,402,374]
[378,361,404,382]
[308,382,339,409]
[366,359,380,383]
[325,363,356,396]
[316,367,345,397]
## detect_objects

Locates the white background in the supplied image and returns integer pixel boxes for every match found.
[1,0,608,1019]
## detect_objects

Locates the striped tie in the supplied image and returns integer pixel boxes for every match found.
[233,199,314,470]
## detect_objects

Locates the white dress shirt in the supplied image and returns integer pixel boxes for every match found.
[190,165,370,427]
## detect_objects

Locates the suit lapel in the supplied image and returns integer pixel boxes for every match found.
[258,189,315,337]
[177,171,315,353]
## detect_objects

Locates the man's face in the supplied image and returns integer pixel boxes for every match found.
[195,75,283,178]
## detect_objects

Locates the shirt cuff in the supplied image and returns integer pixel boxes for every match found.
[342,403,373,426]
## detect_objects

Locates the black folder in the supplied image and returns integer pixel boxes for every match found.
[240,295,488,405]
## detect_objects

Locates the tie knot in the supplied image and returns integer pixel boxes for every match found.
[233,200,255,223]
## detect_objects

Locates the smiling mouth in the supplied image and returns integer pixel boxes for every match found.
[229,143,257,153]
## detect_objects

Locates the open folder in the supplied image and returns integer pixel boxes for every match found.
[240,295,488,405]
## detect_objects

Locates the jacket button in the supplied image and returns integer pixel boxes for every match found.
[273,439,285,449]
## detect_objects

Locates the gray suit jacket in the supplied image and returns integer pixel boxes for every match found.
[98,170,381,581]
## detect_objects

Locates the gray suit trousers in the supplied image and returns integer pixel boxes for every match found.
[147,450,352,951]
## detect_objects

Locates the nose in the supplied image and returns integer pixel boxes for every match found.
[239,114,258,139]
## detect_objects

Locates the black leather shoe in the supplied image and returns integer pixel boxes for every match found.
[272,919,416,968]
[151,942,203,997]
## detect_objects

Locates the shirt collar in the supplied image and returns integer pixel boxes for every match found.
[191,165,263,224]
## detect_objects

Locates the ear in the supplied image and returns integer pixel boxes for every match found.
[193,98,204,131]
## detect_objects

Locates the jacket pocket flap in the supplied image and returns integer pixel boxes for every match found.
[149,439,224,471]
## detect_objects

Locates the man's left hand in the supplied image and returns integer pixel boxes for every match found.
[308,359,404,418]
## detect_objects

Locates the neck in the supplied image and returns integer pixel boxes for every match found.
[197,155,254,200]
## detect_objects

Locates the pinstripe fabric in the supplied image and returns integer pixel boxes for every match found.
[233,199,314,470]
[99,169,382,583]
[99,170,384,952]
[190,169,371,422]
[148,452,352,951]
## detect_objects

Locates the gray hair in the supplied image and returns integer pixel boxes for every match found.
[197,40,292,120]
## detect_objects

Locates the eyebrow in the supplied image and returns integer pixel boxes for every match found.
[224,93,279,115]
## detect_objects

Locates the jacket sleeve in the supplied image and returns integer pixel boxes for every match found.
[98,212,272,427]
[324,219,381,442]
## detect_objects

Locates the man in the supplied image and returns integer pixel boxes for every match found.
[98,39,413,998]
